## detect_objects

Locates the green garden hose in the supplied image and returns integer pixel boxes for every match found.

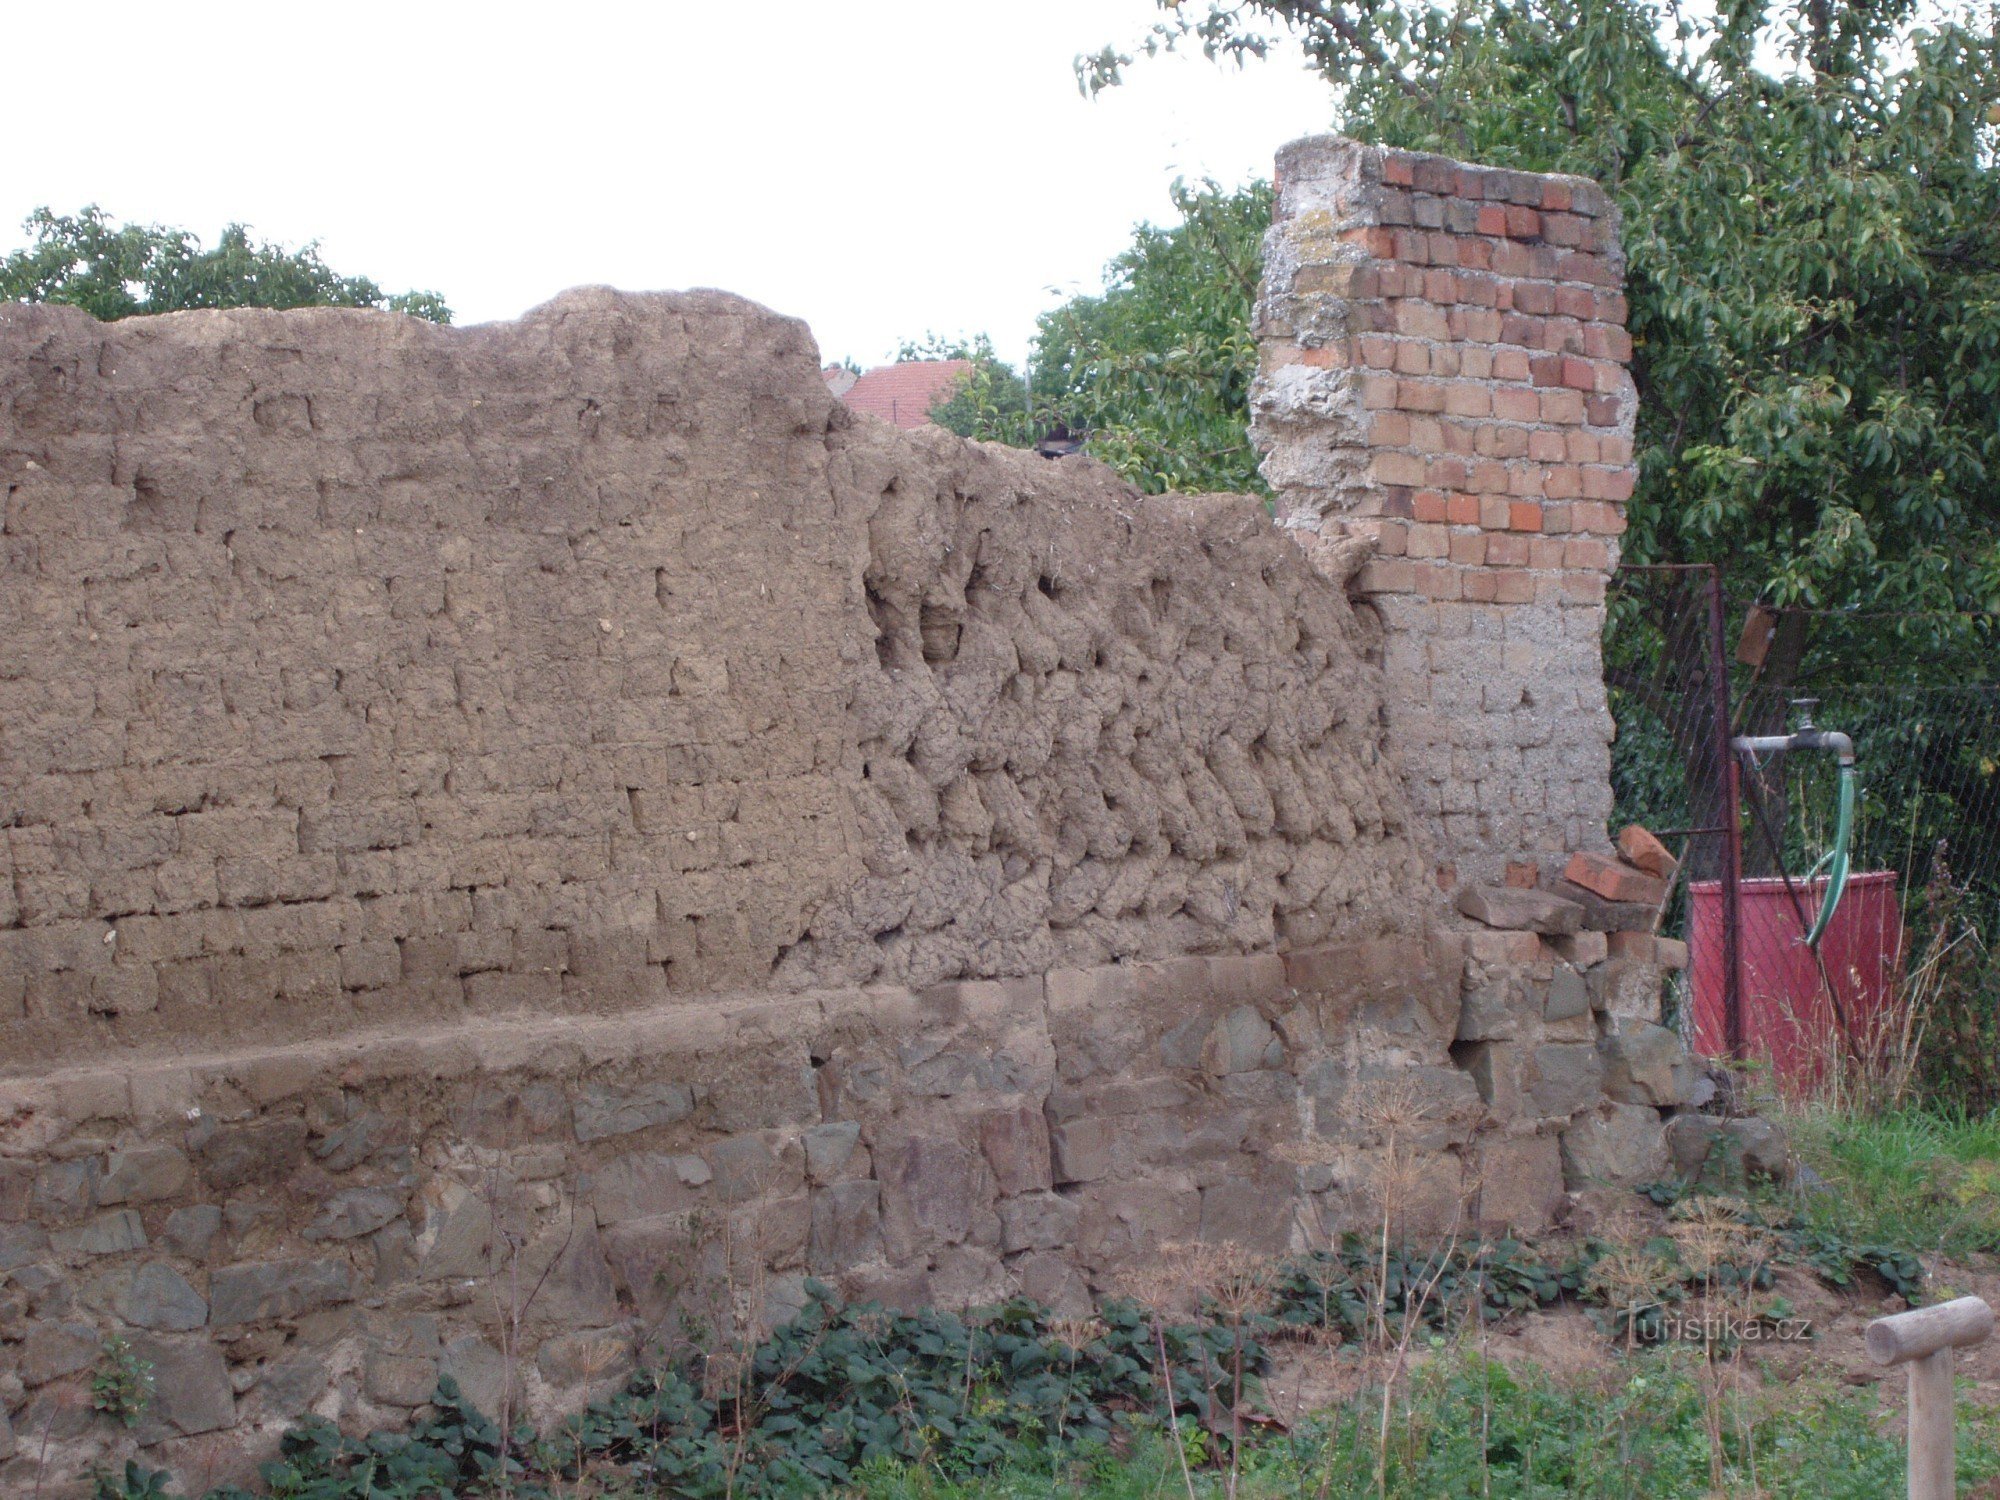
[1802,758,1856,948]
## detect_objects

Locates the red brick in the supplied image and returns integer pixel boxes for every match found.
[1542,181,1573,212]
[1565,430,1600,462]
[1439,419,1475,454]
[1459,275,1499,309]
[1296,343,1348,369]
[1361,374,1399,409]
[1382,487,1416,519]
[1507,465,1546,497]
[1617,825,1679,880]
[1564,851,1666,906]
[1369,410,1411,446]
[1582,324,1634,362]
[1561,571,1608,604]
[1449,532,1487,566]
[1453,308,1503,342]
[1407,522,1449,558]
[1542,212,1585,247]
[1424,269,1458,302]
[1431,233,1463,266]
[1494,569,1536,604]
[1492,349,1531,382]
[1342,227,1397,258]
[1540,390,1586,424]
[1583,466,1636,502]
[1596,292,1629,323]
[1560,357,1597,391]
[1512,282,1556,316]
[1530,354,1562,388]
[1543,465,1583,499]
[1372,520,1409,555]
[1445,493,1482,525]
[1502,313,1542,348]
[1484,424,1529,459]
[1412,157,1455,194]
[1394,341,1430,375]
[1457,238,1493,271]
[1418,562,1463,599]
[1541,502,1573,533]
[1383,154,1415,187]
[1506,205,1542,239]
[1529,537,1567,568]
[1573,501,1629,535]
[1494,387,1541,422]
[1555,286,1596,320]
[1456,168,1489,199]
[1430,457,1471,490]
[1444,384,1493,418]
[1459,346,1494,379]
[1413,490,1450,523]
[1477,204,1509,236]
[1486,532,1530,566]
[1356,558,1416,593]
[1585,394,1624,426]
[1479,496,1512,530]
[1491,242,1532,277]
[1563,538,1611,570]
[1461,568,1499,602]
[1374,452,1427,486]
[1527,429,1566,462]
[1398,379,1446,412]
[1468,459,1507,493]
[1598,435,1634,463]
[1397,302,1450,339]
[1508,500,1544,532]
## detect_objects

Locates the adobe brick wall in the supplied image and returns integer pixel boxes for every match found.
[0,290,1425,1072]
[1251,135,1637,887]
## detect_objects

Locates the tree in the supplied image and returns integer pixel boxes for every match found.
[1085,0,2000,643]
[0,206,450,323]
[918,181,1272,495]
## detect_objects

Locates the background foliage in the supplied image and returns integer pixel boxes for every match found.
[1,206,451,323]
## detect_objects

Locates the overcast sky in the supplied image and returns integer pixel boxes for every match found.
[4,2,1336,369]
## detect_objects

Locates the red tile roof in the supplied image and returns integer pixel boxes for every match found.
[839,360,974,428]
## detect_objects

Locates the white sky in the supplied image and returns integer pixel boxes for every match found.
[3,1,1336,370]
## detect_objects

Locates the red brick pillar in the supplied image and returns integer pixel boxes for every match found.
[1250,136,1636,887]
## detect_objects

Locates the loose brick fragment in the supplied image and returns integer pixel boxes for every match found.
[1562,852,1667,907]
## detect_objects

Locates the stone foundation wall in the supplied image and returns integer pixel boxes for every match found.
[1251,136,1638,886]
[0,916,1692,1488]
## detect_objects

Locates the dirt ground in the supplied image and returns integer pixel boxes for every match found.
[1258,1211,2000,1427]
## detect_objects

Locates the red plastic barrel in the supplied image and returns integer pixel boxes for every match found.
[1689,870,1904,1094]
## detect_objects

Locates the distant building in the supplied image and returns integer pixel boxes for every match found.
[827,360,973,429]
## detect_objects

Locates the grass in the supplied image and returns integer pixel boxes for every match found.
[838,1350,2000,1499]
[1783,1102,2000,1258]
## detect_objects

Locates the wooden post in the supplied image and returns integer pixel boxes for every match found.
[1866,1295,1994,1500]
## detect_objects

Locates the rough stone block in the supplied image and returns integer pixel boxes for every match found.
[1560,1103,1670,1189]
[1456,884,1584,935]
[1666,1113,1790,1186]
[1552,881,1656,933]
[1474,1133,1564,1228]
[209,1256,355,1326]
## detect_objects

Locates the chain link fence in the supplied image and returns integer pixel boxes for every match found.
[1607,567,2000,1109]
